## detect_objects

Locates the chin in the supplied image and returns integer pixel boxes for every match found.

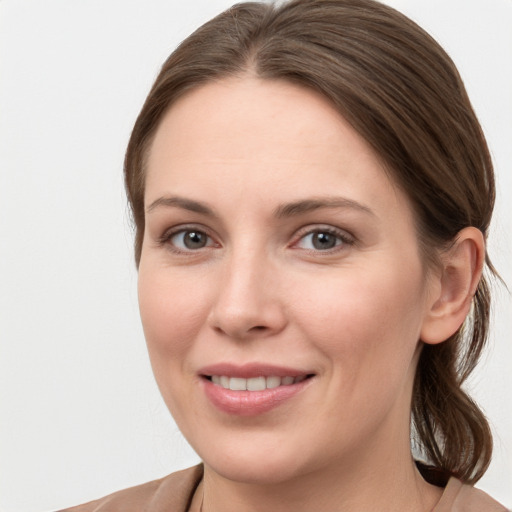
[206,455,306,486]
[196,433,314,485]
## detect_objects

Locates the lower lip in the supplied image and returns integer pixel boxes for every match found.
[202,377,312,416]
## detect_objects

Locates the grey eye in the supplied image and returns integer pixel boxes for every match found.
[171,230,211,250]
[311,232,338,250]
[297,231,343,251]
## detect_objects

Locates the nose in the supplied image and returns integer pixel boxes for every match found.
[207,250,287,340]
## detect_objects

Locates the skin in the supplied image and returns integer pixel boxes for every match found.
[138,77,483,512]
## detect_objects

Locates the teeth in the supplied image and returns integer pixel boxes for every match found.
[209,375,308,390]
[229,377,247,391]
[266,376,281,389]
[247,376,266,391]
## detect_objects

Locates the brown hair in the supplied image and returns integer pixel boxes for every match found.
[124,0,496,483]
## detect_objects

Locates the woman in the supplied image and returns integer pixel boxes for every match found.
[61,0,508,510]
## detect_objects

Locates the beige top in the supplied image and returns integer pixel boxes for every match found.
[58,464,509,512]
[434,477,509,512]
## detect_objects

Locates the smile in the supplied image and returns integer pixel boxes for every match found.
[200,365,315,416]
[208,375,309,391]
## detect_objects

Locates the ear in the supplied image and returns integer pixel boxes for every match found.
[421,227,485,345]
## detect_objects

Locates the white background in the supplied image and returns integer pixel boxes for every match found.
[0,1,510,510]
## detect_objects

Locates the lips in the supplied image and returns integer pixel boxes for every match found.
[199,363,314,416]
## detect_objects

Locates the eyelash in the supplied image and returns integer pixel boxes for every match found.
[291,226,355,253]
[157,225,355,255]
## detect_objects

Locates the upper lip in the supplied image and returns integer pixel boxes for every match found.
[199,362,314,379]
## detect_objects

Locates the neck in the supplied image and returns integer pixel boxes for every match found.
[198,435,442,512]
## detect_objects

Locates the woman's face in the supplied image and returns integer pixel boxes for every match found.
[138,77,437,484]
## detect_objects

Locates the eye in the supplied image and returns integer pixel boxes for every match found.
[294,228,353,252]
[166,228,216,251]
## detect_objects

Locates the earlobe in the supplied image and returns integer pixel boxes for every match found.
[421,227,485,345]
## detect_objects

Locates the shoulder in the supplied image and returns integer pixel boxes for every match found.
[435,477,509,512]
[56,465,203,512]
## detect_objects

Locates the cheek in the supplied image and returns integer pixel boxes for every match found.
[137,264,212,431]
[293,263,426,370]
[137,264,210,365]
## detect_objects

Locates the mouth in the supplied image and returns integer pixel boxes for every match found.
[199,364,315,416]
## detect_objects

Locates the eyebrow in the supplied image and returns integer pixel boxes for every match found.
[146,195,375,219]
[146,196,216,216]
[274,197,375,218]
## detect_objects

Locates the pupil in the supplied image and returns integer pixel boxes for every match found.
[313,232,336,250]
[184,231,206,249]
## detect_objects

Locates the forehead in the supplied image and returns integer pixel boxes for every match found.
[150,77,376,159]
